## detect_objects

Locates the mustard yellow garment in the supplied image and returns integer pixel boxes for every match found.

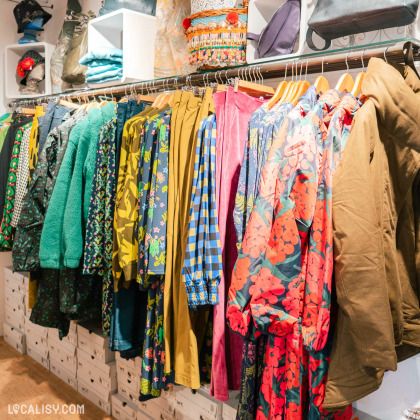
[28,106,45,183]
[27,106,45,309]
[113,106,170,290]
[164,88,214,389]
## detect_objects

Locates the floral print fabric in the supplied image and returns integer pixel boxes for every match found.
[83,117,117,335]
[138,109,171,287]
[227,88,358,419]
[0,122,32,250]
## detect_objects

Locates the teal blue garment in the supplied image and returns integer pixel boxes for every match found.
[79,47,123,66]
[63,102,116,268]
[87,75,123,84]
[86,69,123,83]
[85,64,121,77]
[84,58,123,67]
[40,116,89,269]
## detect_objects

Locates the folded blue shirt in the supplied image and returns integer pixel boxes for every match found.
[86,74,124,85]
[79,47,123,66]
[85,64,122,77]
[86,68,123,83]
[84,58,123,67]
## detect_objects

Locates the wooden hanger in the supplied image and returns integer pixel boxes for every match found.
[290,60,311,105]
[335,53,354,93]
[351,50,366,98]
[58,98,81,110]
[137,83,156,104]
[234,67,275,98]
[215,70,227,92]
[22,107,36,115]
[314,57,330,95]
[279,62,297,103]
[268,63,289,109]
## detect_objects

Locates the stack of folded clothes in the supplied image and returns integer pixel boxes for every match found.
[79,46,123,84]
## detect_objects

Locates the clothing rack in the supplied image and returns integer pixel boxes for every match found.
[8,40,420,108]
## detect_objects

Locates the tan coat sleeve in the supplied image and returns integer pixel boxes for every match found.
[332,102,397,371]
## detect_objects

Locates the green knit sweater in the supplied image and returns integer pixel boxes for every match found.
[40,103,116,269]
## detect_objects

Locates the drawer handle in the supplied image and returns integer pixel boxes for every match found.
[91,355,94,360]
[91,379,94,383]
[122,402,127,407]
[127,379,131,384]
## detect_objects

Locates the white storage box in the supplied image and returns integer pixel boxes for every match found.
[5,288,25,307]
[5,301,25,323]
[112,393,138,420]
[49,324,78,347]
[25,317,49,339]
[4,266,28,295]
[27,345,50,370]
[175,388,223,420]
[117,370,140,397]
[49,357,78,391]
[77,347,117,392]
[3,321,26,354]
[222,391,240,420]
[139,397,176,420]
[5,312,25,331]
[118,381,138,405]
[4,42,54,99]
[49,339,77,376]
[87,9,156,87]
[26,331,48,359]
[77,320,114,363]
[78,378,112,415]
[116,352,142,375]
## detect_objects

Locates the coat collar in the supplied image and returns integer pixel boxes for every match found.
[362,58,420,155]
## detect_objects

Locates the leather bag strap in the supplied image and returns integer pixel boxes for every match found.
[306,27,331,51]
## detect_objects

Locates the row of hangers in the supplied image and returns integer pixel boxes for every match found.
[11,43,419,117]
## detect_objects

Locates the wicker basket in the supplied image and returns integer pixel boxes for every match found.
[183,0,248,72]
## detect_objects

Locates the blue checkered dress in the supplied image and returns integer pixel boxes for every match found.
[182,114,223,309]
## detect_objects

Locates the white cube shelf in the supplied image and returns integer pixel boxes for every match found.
[246,0,420,65]
[5,42,54,99]
[87,8,156,88]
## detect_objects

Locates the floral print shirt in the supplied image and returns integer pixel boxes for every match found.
[227,89,358,419]
[234,101,294,250]
[137,109,170,289]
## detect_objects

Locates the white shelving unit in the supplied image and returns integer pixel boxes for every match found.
[4,42,54,99]
[87,9,156,88]
[246,0,420,65]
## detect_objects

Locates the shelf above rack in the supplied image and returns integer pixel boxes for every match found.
[7,39,420,106]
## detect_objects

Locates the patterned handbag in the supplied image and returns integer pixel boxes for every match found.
[183,0,248,71]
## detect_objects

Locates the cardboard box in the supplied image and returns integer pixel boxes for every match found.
[77,320,114,363]
[3,321,26,354]
[49,357,77,391]
[112,393,138,420]
[78,378,113,415]
[77,347,117,393]
[27,345,50,370]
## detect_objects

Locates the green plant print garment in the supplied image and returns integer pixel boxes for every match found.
[0,122,32,250]
[138,109,171,287]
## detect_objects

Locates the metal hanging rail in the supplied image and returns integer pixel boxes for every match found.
[8,40,420,108]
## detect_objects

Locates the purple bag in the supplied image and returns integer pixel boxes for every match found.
[247,0,301,59]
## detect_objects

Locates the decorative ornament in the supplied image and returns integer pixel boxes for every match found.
[183,18,191,30]
[21,57,35,70]
[17,64,25,78]
[227,11,239,24]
